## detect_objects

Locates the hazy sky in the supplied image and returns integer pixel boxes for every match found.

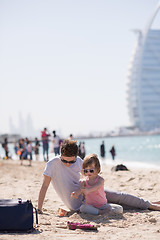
[0,0,159,137]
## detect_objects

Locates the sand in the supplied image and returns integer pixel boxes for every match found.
[0,159,160,240]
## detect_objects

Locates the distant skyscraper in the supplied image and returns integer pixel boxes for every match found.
[8,112,38,138]
[127,3,160,131]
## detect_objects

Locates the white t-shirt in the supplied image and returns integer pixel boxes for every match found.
[52,136,60,148]
[27,144,32,153]
[43,156,83,211]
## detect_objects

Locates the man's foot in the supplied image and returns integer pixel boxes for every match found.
[152,201,160,204]
[148,203,160,211]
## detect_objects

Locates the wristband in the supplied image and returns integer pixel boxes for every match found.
[37,209,43,214]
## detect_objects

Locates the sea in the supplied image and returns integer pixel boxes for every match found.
[1,135,160,169]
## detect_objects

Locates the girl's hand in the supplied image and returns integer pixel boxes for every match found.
[81,188,89,195]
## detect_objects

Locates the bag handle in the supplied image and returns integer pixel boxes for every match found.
[33,207,38,226]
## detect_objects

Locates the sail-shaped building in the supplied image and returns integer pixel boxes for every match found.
[127,3,160,131]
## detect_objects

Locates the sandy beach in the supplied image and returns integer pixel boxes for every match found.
[0,159,160,240]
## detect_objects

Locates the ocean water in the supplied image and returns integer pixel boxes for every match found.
[0,135,160,169]
[79,135,160,169]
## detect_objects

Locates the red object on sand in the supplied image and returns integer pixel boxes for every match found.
[67,221,97,230]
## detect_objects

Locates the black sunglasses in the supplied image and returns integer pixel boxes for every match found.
[61,157,76,164]
[83,169,95,174]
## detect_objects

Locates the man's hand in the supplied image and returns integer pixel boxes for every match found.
[71,191,79,199]
[71,188,82,199]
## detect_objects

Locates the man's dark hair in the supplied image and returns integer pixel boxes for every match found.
[61,139,78,157]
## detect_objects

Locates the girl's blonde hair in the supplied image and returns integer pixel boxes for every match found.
[82,154,101,173]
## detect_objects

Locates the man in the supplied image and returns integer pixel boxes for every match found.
[38,140,160,213]
[41,127,50,162]
[38,139,83,212]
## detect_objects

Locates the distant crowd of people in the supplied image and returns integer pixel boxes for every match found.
[15,137,40,166]
[0,128,87,165]
[1,130,116,166]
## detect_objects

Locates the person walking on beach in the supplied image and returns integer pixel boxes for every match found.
[71,154,122,215]
[68,134,73,140]
[34,137,40,161]
[100,141,105,158]
[110,145,116,160]
[78,142,86,159]
[41,127,50,162]
[2,138,9,159]
[18,138,28,165]
[27,140,33,166]
[52,130,60,156]
[38,139,160,214]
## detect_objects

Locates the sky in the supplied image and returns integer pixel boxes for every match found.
[0,0,160,138]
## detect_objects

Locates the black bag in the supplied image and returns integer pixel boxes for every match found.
[0,198,38,232]
[112,164,129,172]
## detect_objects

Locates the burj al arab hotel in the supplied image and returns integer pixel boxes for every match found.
[127,3,160,131]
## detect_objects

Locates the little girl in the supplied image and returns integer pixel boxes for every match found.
[71,154,123,215]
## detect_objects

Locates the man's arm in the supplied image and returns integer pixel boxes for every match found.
[38,175,51,212]
[71,181,85,199]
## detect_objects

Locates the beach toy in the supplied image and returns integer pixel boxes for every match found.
[67,221,97,230]
[57,208,68,217]
[17,150,21,156]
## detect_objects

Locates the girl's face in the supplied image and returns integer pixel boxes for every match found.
[82,163,98,178]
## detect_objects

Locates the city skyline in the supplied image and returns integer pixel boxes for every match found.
[9,112,38,138]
